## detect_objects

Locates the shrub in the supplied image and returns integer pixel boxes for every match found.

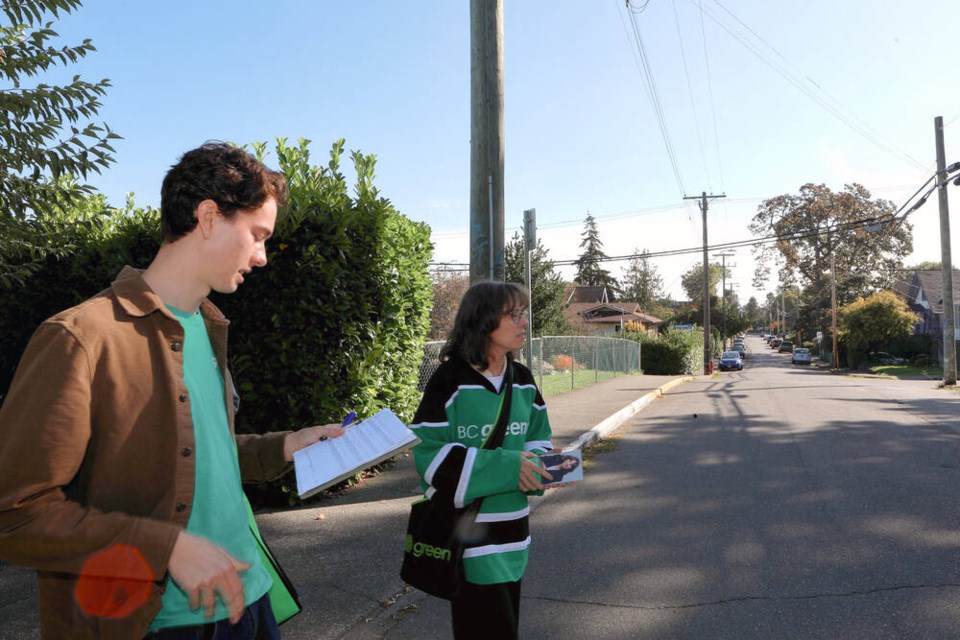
[0,140,433,507]
[211,139,432,436]
[625,328,702,375]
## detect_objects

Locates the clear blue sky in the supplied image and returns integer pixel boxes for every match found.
[45,0,960,302]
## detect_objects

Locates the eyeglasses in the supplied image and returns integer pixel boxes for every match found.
[504,308,529,324]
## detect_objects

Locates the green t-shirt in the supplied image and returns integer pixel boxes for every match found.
[150,306,271,631]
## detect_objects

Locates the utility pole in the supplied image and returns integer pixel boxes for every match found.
[831,253,839,370]
[713,250,735,349]
[935,116,957,386]
[523,208,536,370]
[685,191,726,374]
[781,288,786,336]
[470,0,505,283]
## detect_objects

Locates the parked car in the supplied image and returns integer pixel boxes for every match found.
[778,341,794,353]
[792,347,812,364]
[869,351,905,365]
[769,338,782,349]
[732,343,747,358]
[718,351,744,371]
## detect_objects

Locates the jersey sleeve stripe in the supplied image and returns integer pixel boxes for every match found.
[524,440,552,452]
[462,536,532,558]
[454,447,478,508]
[410,421,449,429]
[424,442,464,486]
[475,507,530,523]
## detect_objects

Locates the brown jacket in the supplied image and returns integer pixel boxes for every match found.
[0,267,292,639]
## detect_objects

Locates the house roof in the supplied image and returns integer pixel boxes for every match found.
[894,269,960,314]
[564,302,662,326]
[563,285,611,304]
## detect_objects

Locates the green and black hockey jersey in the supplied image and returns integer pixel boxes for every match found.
[411,355,553,585]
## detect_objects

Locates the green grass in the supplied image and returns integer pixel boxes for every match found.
[869,364,944,378]
[538,369,641,398]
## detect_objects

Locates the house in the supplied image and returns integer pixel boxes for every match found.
[562,285,661,336]
[893,269,960,363]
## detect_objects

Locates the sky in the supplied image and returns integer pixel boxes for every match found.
[35,0,960,304]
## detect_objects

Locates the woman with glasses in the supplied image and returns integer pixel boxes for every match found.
[410,281,555,639]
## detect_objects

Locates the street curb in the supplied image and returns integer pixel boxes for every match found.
[352,375,695,638]
[564,376,694,452]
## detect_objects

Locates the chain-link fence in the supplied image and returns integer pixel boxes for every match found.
[417,336,642,398]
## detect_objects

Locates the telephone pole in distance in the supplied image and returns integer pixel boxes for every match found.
[684,191,726,375]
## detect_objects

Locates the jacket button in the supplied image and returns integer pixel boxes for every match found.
[179,393,187,402]
[171,342,182,352]
[175,502,187,512]
[181,447,192,457]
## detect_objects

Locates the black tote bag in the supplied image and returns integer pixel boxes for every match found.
[400,362,514,600]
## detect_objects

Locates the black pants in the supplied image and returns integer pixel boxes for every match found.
[451,580,521,640]
[143,593,280,640]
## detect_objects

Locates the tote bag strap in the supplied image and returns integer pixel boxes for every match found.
[482,359,514,451]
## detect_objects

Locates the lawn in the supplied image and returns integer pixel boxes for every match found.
[538,369,639,398]
[869,364,944,378]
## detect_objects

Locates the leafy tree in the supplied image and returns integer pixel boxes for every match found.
[504,232,569,336]
[427,267,469,340]
[573,213,618,296]
[902,261,941,273]
[749,183,912,336]
[1,0,119,216]
[1,0,119,288]
[839,290,920,368]
[620,247,663,309]
[680,262,725,303]
[742,296,762,328]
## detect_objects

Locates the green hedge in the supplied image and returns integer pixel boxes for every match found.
[214,139,433,435]
[0,195,161,399]
[1,139,433,438]
[626,329,702,375]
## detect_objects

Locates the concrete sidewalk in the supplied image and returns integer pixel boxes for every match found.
[263,372,692,640]
[0,372,692,640]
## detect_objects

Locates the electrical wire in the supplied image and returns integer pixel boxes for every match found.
[619,0,688,197]
[697,0,725,192]
[695,0,927,172]
[430,166,959,273]
[672,0,712,191]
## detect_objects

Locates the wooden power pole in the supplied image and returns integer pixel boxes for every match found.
[935,116,957,385]
[470,0,505,283]
[685,192,726,374]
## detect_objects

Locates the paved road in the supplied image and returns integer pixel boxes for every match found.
[0,372,685,640]
[388,335,960,639]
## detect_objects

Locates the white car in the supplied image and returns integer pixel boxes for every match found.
[792,348,812,364]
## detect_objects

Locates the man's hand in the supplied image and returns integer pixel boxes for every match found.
[168,531,250,624]
[283,424,345,461]
[518,451,552,492]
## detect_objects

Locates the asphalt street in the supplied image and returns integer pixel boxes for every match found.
[4,336,960,639]
[387,335,960,639]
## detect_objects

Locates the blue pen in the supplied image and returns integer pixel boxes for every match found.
[341,411,357,428]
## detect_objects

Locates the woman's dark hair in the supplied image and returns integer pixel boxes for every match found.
[560,455,581,471]
[440,281,529,369]
[160,141,288,241]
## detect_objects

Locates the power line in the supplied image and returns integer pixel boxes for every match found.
[432,179,944,271]
[697,0,725,192]
[672,0,712,191]
[620,0,688,197]
[695,0,926,172]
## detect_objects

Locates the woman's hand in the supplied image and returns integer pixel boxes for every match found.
[518,451,552,491]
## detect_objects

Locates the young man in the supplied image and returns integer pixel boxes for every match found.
[0,143,343,639]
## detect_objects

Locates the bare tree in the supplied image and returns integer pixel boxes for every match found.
[428,268,469,340]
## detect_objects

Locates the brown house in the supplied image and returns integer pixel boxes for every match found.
[562,286,661,336]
